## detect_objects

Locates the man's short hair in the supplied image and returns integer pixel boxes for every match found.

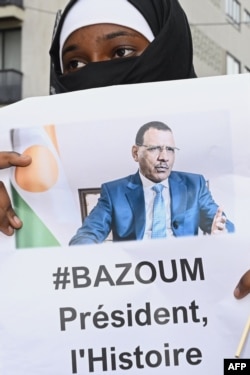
[135,121,172,145]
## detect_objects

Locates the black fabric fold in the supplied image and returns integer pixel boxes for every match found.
[49,0,196,94]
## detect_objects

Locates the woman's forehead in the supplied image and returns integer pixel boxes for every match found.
[59,0,154,52]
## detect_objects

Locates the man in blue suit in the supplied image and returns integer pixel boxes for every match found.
[69,121,234,245]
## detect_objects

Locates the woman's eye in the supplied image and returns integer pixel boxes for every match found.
[67,60,85,71]
[114,48,134,58]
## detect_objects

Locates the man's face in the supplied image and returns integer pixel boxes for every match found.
[132,128,176,182]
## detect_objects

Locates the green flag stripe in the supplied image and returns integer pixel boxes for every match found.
[11,184,60,248]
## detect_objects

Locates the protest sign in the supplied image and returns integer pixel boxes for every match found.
[0,74,250,373]
[0,235,250,374]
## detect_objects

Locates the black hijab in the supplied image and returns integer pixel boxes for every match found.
[49,0,196,94]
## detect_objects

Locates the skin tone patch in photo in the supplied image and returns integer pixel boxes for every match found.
[15,145,59,193]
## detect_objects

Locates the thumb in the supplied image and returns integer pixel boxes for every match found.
[234,270,250,299]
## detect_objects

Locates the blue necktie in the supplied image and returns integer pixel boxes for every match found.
[151,184,167,238]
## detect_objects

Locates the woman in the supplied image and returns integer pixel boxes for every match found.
[49,0,196,93]
[0,0,249,299]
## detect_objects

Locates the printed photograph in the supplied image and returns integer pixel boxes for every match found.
[9,109,236,248]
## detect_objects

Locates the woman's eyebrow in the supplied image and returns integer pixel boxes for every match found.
[62,31,139,57]
[62,44,78,58]
[104,30,138,40]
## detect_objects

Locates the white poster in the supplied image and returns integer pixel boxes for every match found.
[0,75,250,373]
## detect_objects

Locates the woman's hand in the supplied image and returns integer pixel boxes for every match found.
[234,270,250,299]
[0,152,31,235]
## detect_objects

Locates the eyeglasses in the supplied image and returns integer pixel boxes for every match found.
[136,144,180,154]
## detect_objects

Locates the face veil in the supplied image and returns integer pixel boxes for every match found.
[49,0,196,94]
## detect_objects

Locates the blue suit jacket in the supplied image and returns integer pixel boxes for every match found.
[69,171,234,245]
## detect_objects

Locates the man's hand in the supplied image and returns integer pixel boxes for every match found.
[234,270,250,299]
[211,207,227,234]
[0,152,31,235]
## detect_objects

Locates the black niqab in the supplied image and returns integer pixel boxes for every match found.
[49,0,196,94]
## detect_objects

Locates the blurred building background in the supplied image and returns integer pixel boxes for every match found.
[180,0,250,77]
[0,0,250,106]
